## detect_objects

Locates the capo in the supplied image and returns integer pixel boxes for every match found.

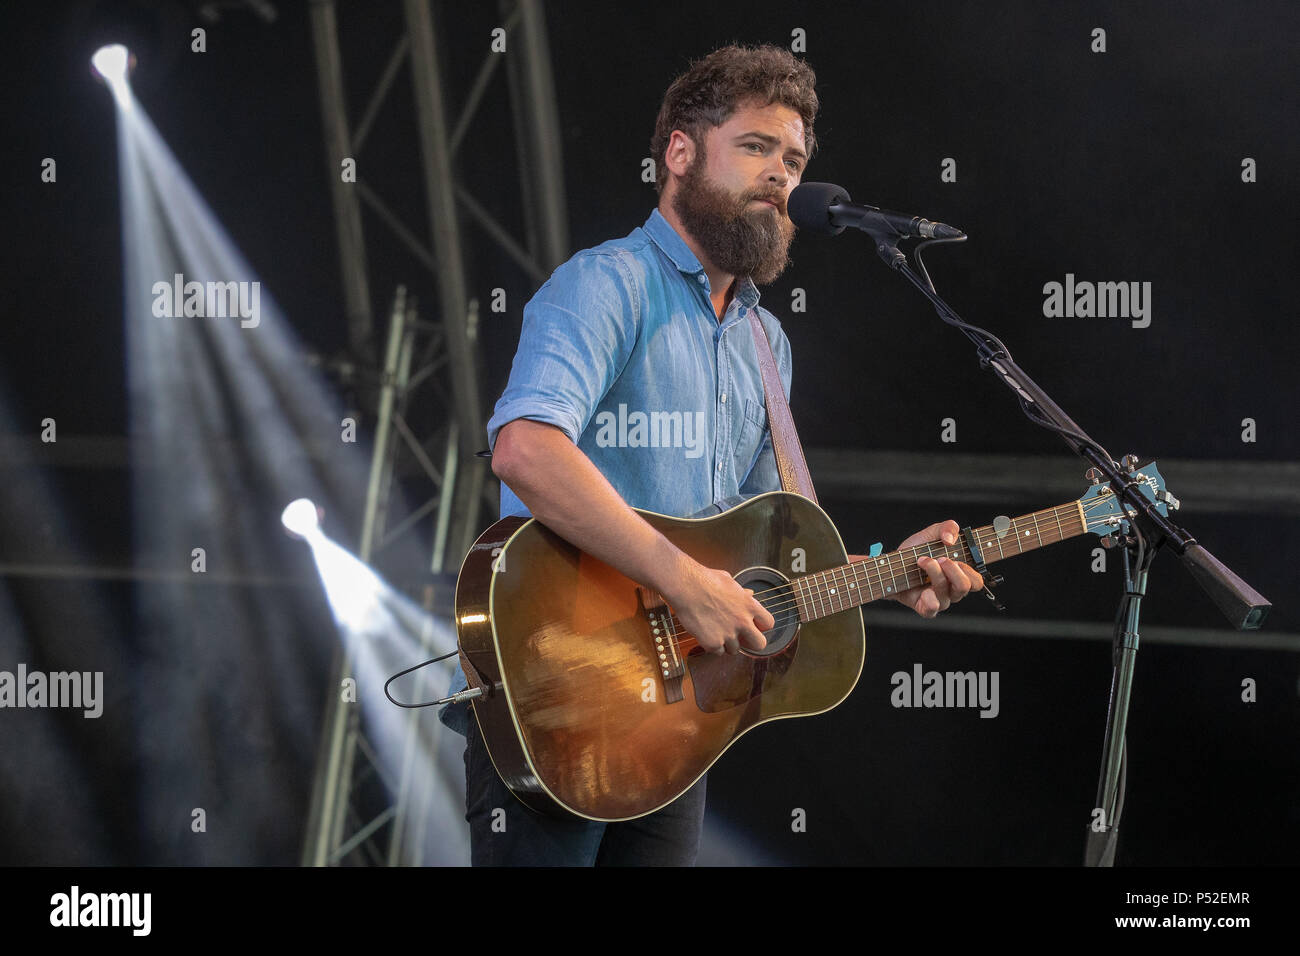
[961,525,1006,612]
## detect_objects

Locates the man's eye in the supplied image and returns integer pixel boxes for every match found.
[745,143,763,152]
[786,160,802,172]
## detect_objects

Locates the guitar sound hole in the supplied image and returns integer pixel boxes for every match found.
[734,566,800,657]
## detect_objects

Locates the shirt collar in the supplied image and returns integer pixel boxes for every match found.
[643,208,762,311]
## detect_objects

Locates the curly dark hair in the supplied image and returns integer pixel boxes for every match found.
[650,44,818,194]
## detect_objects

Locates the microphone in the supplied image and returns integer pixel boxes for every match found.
[788,182,965,240]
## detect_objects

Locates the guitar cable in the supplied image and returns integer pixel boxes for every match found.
[383,650,462,709]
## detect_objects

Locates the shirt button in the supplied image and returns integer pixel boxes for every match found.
[697,275,707,285]
[717,462,723,471]
[720,393,727,404]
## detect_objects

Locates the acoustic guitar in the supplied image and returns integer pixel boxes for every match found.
[454,463,1173,821]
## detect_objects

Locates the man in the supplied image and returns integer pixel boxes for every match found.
[440,43,983,865]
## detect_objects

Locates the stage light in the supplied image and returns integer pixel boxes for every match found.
[281,498,321,539]
[91,44,134,106]
[103,86,466,861]
[91,43,130,83]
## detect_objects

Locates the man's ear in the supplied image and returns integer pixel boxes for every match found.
[663,129,698,180]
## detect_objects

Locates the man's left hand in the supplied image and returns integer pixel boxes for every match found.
[851,520,984,619]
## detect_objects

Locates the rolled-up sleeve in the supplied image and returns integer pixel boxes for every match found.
[486,251,639,450]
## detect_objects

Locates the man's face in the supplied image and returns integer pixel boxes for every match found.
[670,100,807,285]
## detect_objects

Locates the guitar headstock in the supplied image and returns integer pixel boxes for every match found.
[1077,460,1178,540]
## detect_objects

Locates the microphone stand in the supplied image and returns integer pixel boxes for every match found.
[858,230,1270,867]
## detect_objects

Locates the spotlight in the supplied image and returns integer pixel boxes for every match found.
[281,498,322,539]
[91,43,132,82]
[91,44,134,100]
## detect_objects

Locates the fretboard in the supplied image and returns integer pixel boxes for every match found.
[790,499,1087,622]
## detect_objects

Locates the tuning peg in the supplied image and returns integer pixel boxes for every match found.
[1156,488,1181,511]
[1122,454,1140,472]
[1085,467,1103,485]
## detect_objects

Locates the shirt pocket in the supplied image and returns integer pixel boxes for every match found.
[732,397,768,476]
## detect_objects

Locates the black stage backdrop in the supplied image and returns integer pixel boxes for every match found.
[0,0,1296,868]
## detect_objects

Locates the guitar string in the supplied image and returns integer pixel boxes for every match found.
[657,499,1113,634]
[663,516,1072,628]
[658,496,1121,649]
[739,500,1091,610]
[661,520,1061,640]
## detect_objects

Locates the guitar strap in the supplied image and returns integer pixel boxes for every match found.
[747,311,818,504]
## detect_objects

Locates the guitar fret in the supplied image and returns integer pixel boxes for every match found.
[855,561,875,602]
[797,502,1097,622]
[785,498,1096,626]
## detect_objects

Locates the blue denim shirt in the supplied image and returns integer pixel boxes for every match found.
[439,208,792,734]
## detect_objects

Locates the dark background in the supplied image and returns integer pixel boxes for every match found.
[0,0,1296,865]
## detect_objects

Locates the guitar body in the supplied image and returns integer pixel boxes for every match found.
[455,491,866,822]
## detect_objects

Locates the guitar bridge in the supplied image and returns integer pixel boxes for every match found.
[638,586,685,704]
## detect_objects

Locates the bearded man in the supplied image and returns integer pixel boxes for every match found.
[440,43,983,866]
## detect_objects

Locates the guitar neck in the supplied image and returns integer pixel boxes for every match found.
[791,498,1088,623]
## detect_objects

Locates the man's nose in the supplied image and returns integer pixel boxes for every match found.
[764,157,788,187]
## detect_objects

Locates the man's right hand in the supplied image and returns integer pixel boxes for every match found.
[664,559,775,656]
[492,420,774,656]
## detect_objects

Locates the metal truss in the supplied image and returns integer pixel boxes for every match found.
[301,0,570,866]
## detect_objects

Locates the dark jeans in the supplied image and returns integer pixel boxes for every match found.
[463,715,707,866]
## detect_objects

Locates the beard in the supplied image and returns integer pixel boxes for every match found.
[671,153,795,286]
